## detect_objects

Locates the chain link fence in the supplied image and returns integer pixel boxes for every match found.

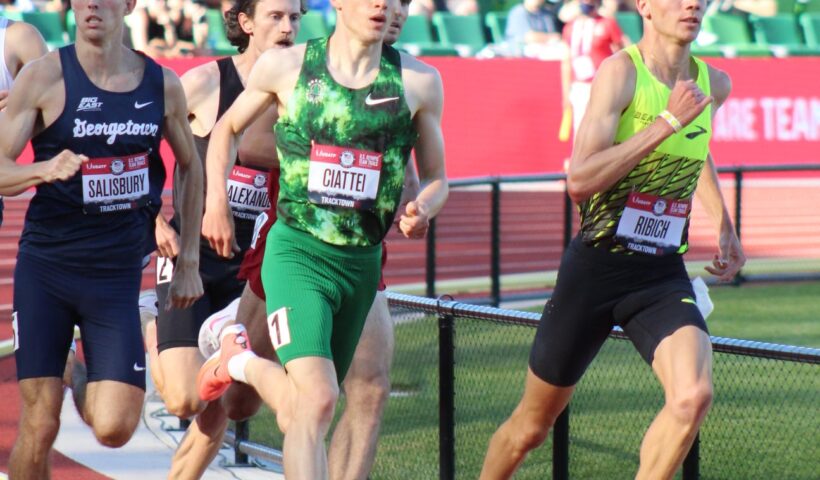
[241,293,819,479]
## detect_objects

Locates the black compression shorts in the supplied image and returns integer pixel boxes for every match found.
[529,237,707,387]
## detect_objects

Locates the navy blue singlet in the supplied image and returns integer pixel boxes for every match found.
[21,45,166,270]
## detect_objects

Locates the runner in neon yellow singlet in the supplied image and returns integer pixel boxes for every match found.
[481,0,745,478]
[196,0,448,476]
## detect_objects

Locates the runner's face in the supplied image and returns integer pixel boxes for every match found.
[384,0,409,45]
[242,0,302,52]
[641,0,704,43]
[334,0,396,43]
[72,0,133,41]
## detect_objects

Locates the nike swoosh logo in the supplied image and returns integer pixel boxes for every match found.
[365,94,399,106]
[685,125,708,139]
[134,101,154,109]
[133,362,147,372]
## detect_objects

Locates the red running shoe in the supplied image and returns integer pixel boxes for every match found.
[197,324,252,402]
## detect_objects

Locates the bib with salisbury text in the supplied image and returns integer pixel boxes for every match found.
[81,151,150,214]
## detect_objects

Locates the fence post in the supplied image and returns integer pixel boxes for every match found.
[553,406,569,480]
[426,218,437,298]
[491,181,501,307]
[733,169,743,286]
[234,420,250,465]
[682,433,700,480]
[438,305,456,480]
[563,184,573,251]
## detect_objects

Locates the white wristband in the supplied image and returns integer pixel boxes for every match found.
[658,110,682,133]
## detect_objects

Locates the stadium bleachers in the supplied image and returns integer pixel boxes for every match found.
[4,7,820,58]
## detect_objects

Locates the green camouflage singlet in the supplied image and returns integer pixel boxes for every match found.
[579,45,712,254]
[274,38,417,247]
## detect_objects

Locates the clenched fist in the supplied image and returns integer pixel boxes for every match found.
[42,150,88,183]
[399,201,430,239]
[665,79,713,128]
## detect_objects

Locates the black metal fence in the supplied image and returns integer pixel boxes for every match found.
[422,164,820,306]
[233,292,819,479]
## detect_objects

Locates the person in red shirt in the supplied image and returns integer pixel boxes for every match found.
[561,0,628,137]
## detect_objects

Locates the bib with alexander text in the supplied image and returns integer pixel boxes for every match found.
[307,143,382,210]
[81,152,150,214]
[614,191,690,256]
[227,165,270,221]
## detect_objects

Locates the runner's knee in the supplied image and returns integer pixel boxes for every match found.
[22,413,61,449]
[91,417,138,448]
[667,380,713,426]
[344,372,390,414]
[297,382,339,426]
[163,391,205,419]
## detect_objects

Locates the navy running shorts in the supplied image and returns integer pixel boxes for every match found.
[13,252,146,389]
[529,237,708,387]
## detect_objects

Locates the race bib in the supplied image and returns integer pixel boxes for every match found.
[226,166,270,221]
[307,143,382,210]
[82,152,150,214]
[614,191,690,256]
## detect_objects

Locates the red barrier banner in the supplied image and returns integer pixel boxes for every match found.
[15,55,820,185]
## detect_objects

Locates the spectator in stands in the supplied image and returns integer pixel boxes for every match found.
[408,0,477,18]
[129,0,207,57]
[558,0,618,23]
[561,0,627,137]
[504,0,563,59]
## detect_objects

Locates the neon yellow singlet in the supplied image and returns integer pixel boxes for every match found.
[579,45,712,255]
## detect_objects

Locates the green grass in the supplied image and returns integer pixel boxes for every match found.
[248,282,820,479]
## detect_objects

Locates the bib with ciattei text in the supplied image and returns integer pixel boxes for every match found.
[81,151,150,214]
[614,191,690,256]
[307,143,382,210]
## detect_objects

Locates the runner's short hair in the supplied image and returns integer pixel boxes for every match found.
[225,0,308,53]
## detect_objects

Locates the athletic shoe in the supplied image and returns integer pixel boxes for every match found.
[197,324,252,402]
[198,297,241,358]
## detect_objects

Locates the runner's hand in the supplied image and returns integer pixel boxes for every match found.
[167,262,203,310]
[705,230,745,282]
[399,201,430,239]
[665,80,713,128]
[202,202,240,259]
[0,89,8,111]
[42,150,88,183]
[155,215,180,259]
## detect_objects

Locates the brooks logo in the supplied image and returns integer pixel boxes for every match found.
[685,125,708,139]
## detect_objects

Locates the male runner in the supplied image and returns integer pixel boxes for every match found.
[480,0,744,478]
[193,2,419,478]
[0,0,204,477]
[0,17,48,227]
[142,0,302,478]
[197,0,448,475]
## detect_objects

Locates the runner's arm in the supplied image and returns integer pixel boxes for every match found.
[568,52,713,203]
[0,22,47,111]
[162,68,204,309]
[400,66,447,238]
[203,52,279,258]
[566,53,670,203]
[0,58,87,195]
[695,68,745,280]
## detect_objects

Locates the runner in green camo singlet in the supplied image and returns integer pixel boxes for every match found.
[197,0,448,475]
[579,44,713,255]
[275,38,417,246]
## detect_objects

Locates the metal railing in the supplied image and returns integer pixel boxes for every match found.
[227,291,819,479]
[423,165,820,306]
